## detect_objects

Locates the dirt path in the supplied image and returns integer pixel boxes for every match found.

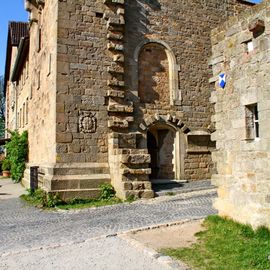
[126,219,203,250]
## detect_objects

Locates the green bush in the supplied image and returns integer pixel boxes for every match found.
[5,130,28,183]
[2,158,11,171]
[22,188,62,208]
[47,193,62,208]
[99,183,116,200]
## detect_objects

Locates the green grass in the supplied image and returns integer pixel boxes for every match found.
[165,192,176,196]
[20,186,137,210]
[56,198,122,210]
[21,193,122,210]
[161,215,270,270]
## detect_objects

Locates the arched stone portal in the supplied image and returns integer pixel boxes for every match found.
[147,123,186,182]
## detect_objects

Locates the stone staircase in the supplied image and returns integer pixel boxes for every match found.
[108,133,154,199]
[104,0,154,199]
[42,163,110,201]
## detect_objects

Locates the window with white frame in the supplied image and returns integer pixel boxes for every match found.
[245,103,259,140]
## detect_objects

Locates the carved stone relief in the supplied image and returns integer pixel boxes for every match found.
[79,110,97,133]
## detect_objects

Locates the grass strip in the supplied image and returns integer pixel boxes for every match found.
[161,215,270,270]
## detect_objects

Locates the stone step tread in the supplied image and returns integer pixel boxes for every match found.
[51,189,101,200]
[51,188,100,192]
[53,169,110,176]
[53,174,111,180]
[52,163,109,169]
[121,168,151,175]
[115,149,149,155]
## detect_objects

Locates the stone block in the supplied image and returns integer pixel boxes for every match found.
[56,132,73,143]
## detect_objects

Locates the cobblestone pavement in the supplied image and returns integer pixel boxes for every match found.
[153,180,216,196]
[0,189,217,256]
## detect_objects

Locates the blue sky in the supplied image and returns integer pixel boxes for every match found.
[0,0,263,77]
[0,0,28,76]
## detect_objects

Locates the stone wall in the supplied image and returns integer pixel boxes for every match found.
[6,0,254,199]
[26,0,58,166]
[56,0,109,164]
[5,0,58,189]
[51,0,252,198]
[210,0,270,228]
[125,0,252,181]
[6,46,21,133]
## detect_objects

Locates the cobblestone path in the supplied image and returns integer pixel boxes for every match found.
[0,190,217,255]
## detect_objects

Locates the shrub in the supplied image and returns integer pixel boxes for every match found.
[47,193,62,208]
[22,188,62,208]
[99,183,116,200]
[5,130,28,183]
[2,158,11,171]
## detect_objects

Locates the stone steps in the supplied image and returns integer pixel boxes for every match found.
[51,174,110,191]
[49,163,110,176]
[53,174,111,180]
[107,103,133,113]
[50,189,101,201]
[23,163,111,200]
[121,153,151,165]
[108,116,134,129]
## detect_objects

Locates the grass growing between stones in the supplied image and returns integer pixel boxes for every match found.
[161,215,270,270]
[56,198,122,210]
[20,184,126,210]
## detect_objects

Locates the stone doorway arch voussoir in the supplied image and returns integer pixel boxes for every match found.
[139,113,191,134]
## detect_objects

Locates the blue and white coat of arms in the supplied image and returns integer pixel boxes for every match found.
[219,73,226,89]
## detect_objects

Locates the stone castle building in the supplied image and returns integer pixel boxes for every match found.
[210,0,270,228]
[4,0,254,200]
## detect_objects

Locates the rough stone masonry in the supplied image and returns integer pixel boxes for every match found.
[5,0,253,200]
[210,0,270,228]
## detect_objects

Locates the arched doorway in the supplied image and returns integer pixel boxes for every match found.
[147,124,179,181]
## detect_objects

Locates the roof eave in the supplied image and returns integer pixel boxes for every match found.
[10,37,30,83]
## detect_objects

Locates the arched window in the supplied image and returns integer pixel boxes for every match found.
[134,40,181,105]
[138,43,170,104]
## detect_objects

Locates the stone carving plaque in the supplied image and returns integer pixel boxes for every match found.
[79,111,97,133]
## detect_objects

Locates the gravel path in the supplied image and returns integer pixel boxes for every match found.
[0,236,176,270]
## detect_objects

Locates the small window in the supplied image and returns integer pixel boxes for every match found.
[245,104,259,140]
[17,112,20,128]
[247,41,254,53]
[26,98,28,125]
[243,40,254,53]
[47,53,51,76]
[37,71,40,90]
[37,27,42,52]
[23,103,25,127]
[20,108,22,128]
[95,12,103,18]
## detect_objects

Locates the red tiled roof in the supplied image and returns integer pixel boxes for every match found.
[8,22,29,46]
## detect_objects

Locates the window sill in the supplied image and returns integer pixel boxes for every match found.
[244,138,260,142]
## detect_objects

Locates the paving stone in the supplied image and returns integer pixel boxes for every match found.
[0,190,217,255]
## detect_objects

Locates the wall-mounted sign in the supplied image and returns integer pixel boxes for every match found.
[219,73,226,89]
